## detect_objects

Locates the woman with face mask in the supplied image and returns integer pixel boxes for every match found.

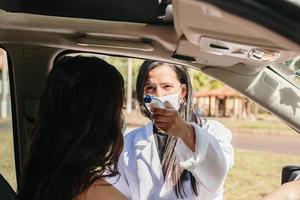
[107,60,234,200]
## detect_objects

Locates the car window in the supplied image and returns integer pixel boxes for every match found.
[52,53,300,199]
[270,54,300,89]
[0,48,16,191]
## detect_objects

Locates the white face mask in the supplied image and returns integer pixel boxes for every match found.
[144,90,182,111]
[157,90,181,111]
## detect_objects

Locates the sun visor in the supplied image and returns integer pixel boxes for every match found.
[172,0,300,52]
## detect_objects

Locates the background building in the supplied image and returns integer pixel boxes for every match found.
[194,86,257,119]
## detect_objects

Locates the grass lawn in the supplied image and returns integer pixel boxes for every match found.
[215,115,298,136]
[225,150,300,200]
[1,118,300,199]
[0,131,17,191]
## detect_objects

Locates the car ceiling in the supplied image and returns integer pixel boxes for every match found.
[1,0,299,44]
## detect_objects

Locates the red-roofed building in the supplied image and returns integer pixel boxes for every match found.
[193,86,257,118]
[0,49,5,70]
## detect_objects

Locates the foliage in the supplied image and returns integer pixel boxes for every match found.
[101,56,224,95]
[100,56,143,95]
[192,68,224,90]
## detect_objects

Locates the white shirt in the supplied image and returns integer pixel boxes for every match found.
[107,119,234,200]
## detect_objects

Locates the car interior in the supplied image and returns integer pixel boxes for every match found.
[0,0,299,199]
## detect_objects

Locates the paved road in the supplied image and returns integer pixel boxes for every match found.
[126,127,300,155]
[2,123,300,155]
[232,133,300,155]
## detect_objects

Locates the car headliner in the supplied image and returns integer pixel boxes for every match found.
[0,0,300,45]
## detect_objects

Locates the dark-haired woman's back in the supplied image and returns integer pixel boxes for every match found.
[19,56,127,200]
[76,180,127,200]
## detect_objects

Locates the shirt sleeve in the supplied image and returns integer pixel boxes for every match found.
[174,121,234,192]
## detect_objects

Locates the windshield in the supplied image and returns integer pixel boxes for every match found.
[271,55,300,89]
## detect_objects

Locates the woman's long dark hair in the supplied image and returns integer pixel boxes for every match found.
[19,56,125,200]
[136,60,198,198]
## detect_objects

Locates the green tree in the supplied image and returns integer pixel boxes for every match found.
[101,55,225,95]
[192,69,224,91]
[100,55,143,98]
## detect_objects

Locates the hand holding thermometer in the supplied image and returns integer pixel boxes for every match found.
[144,95,167,133]
[143,95,165,112]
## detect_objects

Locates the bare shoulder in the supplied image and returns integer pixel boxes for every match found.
[263,180,300,200]
[76,179,128,200]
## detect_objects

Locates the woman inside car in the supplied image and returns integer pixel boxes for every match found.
[19,56,127,200]
[108,60,234,200]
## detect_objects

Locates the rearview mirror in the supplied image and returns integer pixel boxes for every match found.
[282,165,300,184]
[295,70,300,78]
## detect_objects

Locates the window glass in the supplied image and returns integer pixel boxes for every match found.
[0,48,16,190]
[271,54,300,89]
[62,53,300,199]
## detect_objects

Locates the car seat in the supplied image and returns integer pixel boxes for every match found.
[0,174,17,200]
